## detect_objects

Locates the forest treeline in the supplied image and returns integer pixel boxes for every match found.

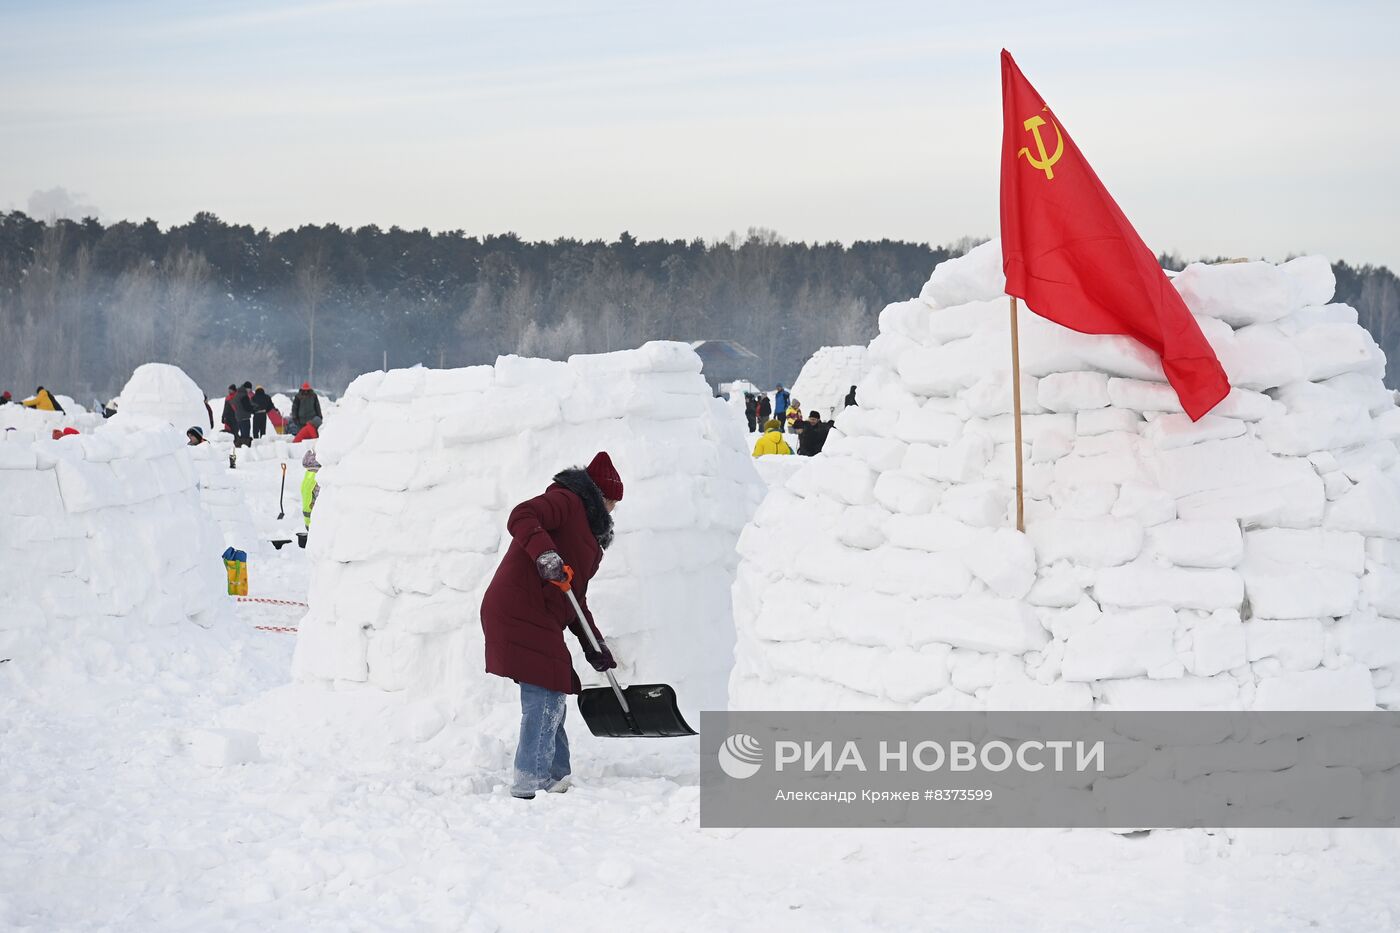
[0,210,1396,402]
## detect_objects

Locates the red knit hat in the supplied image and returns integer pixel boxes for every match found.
[586,451,623,501]
[301,382,311,390]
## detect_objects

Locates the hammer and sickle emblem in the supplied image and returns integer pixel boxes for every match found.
[1017,108,1064,180]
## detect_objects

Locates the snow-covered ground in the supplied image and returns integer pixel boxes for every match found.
[5,345,1400,931]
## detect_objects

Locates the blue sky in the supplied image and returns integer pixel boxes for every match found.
[2,0,1396,267]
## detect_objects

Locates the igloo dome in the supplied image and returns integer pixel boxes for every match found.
[730,240,1400,712]
[109,363,209,432]
[292,342,764,729]
[790,345,868,419]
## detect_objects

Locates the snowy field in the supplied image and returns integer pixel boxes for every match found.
[2,432,1396,931]
[6,530,1400,931]
[6,280,1400,929]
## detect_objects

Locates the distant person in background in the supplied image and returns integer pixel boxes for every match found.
[233,381,256,447]
[221,384,237,433]
[186,426,207,446]
[785,398,802,433]
[752,419,793,457]
[0,390,11,405]
[251,385,275,439]
[743,393,757,433]
[289,382,323,435]
[23,387,64,412]
[102,399,119,418]
[797,411,832,456]
[301,448,321,529]
[756,393,772,427]
[773,384,789,420]
[844,385,858,408]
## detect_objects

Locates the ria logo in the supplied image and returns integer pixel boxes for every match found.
[718,733,764,779]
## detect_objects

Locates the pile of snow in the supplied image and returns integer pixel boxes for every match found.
[0,425,230,703]
[292,342,764,735]
[109,363,209,431]
[789,345,868,419]
[731,241,1400,712]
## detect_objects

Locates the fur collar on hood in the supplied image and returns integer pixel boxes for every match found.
[552,467,614,550]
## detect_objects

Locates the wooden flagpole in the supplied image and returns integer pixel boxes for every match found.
[1009,296,1025,532]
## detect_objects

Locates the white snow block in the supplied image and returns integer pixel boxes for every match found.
[916,598,1048,654]
[1243,528,1366,575]
[1333,615,1400,669]
[893,406,965,445]
[1243,570,1358,620]
[1253,666,1376,710]
[1037,372,1110,412]
[1076,408,1142,437]
[1111,483,1177,526]
[962,528,1036,599]
[985,677,1094,710]
[1093,566,1243,611]
[1143,415,1245,450]
[1098,675,1240,710]
[1106,378,1182,413]
[1325,469,1400,539]
[1245,619,1327,672]
[1060,607,1182,681]
[1027,518,1144,567]
[941,482,1010,528]
[872,471,940,516]
[1147,520,1243,568]
[903,436,992,483]
[1363,567,1400,617]
[1186,610,1248,677]
[808,456,876,506]
[189,728,261,767]
[919,239,1005,309]
[1174,256,1333,327]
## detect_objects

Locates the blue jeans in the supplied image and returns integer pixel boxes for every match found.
[512,682,570,797]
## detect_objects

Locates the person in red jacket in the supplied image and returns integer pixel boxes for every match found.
[481,451,624,799]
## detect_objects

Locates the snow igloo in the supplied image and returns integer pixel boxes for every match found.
[109,363,209,431]
[730,241,1400,712]
[789,344,869,418]
[292,342,764,727]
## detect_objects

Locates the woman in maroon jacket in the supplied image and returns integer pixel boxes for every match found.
[481,451,624,799]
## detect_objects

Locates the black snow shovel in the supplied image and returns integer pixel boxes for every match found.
[276,462,287,520]
[554,577,696,738]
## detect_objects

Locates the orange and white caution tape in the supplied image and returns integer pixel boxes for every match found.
[253,625,300,634]
[235,596,309,608]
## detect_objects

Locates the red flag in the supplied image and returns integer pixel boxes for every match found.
[999,50,1228,420]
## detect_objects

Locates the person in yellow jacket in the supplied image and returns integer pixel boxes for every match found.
[752,419,793,457]
[785,400,802,432]
[301,448,321,529]
[22,386,64,412]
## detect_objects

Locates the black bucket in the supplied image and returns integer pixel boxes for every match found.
[296,532,308,549]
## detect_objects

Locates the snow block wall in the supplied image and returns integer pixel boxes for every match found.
[292,342,764,726]
[731,241,1400,712]
[789,345,868,419]
[0,426,229,698]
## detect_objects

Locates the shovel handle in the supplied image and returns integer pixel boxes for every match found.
[558,578,631,717]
